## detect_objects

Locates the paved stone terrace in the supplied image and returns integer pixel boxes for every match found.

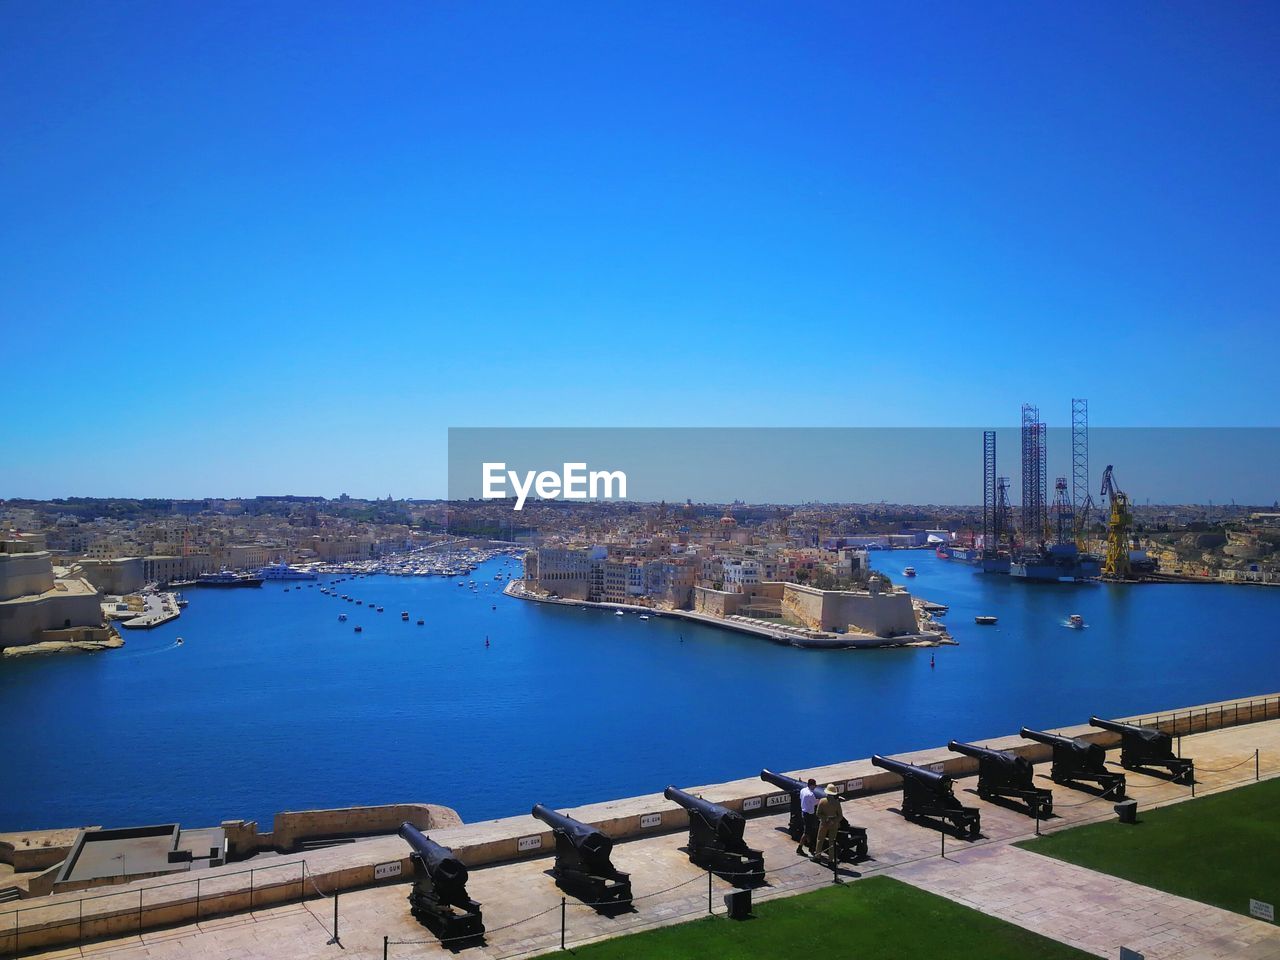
[13,716,1280,960]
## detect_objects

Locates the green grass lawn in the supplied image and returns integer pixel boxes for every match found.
[537,876,1092,959]
[1018,776,1280,918]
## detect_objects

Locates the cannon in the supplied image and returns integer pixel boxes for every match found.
[1090,717,1194,783]
[398,822,484,942]
[871,755,980,838]
[948,741,1053,817]
[663,786,765,885]
[531,804,632,908]
[1020,727,1127,797]
[759,770,869,861]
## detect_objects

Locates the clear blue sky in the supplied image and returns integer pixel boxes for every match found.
[2,2,1277,499]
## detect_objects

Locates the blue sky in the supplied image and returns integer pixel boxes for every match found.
[2,2,1278,499]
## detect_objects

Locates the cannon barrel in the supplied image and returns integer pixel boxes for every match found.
[531,804,614,859]
[1021,726,1075,748]
[399,822,468,884]
[1090,716,1162,742]
[760,768,804,793]
[664,786,746,842]
[872,754,950,787]
[1022,727,1106,760]
[948,740,1020,764]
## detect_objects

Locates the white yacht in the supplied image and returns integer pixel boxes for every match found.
[258,562,317,581]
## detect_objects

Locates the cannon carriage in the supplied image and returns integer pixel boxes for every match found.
[663,786,765,886]
[1020,727,1127,797]
[947,741,1053,817]
[871,755,980,838]
[398,822,485,943]
[531,804,632,908]
[759,769,869,861]
[1090,717,1194,784]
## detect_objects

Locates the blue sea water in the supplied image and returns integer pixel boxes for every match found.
[2,553,1278,833]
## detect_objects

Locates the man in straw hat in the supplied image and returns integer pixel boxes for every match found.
[813,783,843,865]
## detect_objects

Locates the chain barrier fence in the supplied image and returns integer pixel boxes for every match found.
[380,754,1277,959]
[2,719,1271,958]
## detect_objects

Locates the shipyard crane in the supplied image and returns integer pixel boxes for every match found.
[1099,465,1133,579]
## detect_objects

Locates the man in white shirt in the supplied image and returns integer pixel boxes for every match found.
[797,778,823,856]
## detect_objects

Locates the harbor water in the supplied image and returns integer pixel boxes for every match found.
[3,553,1279,832]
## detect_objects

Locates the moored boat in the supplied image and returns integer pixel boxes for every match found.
[194,570,264,588]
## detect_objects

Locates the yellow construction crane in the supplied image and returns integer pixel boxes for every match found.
[1099,465,1132,578]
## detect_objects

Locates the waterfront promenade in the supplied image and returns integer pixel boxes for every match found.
[5,694,1278,959]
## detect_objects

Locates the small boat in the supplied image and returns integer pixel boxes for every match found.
[354,625,362,632]
[339,613,347,621]
[491,605,496,611]
[615,609,625,616]
[639,614,650,621]
[377,606,384,613]
[1067,614,1086,629]
[903,567,917,577]
[401,611,410,620]
[416,619,424,625]
[175,637,184,645]
[974,615,998,625]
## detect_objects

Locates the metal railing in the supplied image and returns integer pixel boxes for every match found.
[381,752,1277,959]
[0,857,317,957]
[1131,695,1279,738]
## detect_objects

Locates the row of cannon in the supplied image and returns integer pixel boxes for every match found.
[397,716,1194,943]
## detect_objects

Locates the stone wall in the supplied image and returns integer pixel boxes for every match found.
[781,582,918,636]
[221,802,461,859]
[74,558,144,595]
[0,584,104,649]
[0,551,55,601]
[2,693,1275,955]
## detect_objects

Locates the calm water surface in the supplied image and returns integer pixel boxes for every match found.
[3,553,1278,831]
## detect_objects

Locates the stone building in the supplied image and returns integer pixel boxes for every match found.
[0,541,105,649]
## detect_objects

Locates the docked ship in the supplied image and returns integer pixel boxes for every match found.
[976,552,1012,574]
[1009,543,1101,583]
[257,561,317,581]
[194,570,264,588]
